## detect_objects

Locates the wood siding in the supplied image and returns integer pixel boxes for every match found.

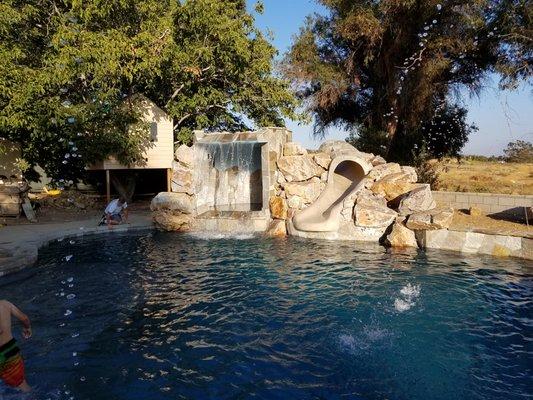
[89,95,174,170]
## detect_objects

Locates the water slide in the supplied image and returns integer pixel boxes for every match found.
[292,156,373,232]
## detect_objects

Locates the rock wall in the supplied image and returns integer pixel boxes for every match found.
[266,139,453,247]
[153,131,454,247]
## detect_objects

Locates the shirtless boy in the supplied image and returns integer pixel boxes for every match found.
[0,300,31,392]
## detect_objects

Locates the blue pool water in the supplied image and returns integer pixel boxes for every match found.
[0,231,531,399]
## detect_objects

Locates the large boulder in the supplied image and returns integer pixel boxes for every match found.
[283,180,323,204]
[398,184,436,214]
[367,162,402,181]
[400,166,418,183]
[153,211,192,231]
[171,161,194,195]
[265,219,287,237]
[277,155,324,182]
[370,174,416,201]
[356,189,388,208]
[406,207,454,230]
[269,196,288,220]
[313,152,332,169]
[283,142,307,156]
[318,140,374,161]
[354,204,397,228]
[384,221,418,248]
[370,155,387,166]
[174,144,194,167]
[151,192,195,214]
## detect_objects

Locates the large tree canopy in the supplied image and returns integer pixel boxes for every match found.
[284,0,532,163]
[0,0,296,184]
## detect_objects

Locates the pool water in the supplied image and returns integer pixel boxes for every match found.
[0,231,531,399]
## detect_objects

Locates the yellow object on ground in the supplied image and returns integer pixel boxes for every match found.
[43,187,61,196]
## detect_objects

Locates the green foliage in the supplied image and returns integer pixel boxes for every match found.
[503,140,533,162]
[346,127,389,157]
[284,0,531,164]
[0,0,296,183]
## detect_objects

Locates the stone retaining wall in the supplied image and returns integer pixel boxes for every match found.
[432,191,533,218]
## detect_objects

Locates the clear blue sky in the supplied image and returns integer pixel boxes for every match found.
[246,0,533,155]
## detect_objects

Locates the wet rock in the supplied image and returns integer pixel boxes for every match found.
[313,152,332,169]
[367,163,402,181]
[174,144,194,167]
[406,207,454,230]
[171,161,194,195]
[277,155,324,182]
[398,184,436,214]
[384,221,418,248]
[269,196,288,220]
[354,204,397,228]
[283,142,307,156]
[153,211,192,231]
[283,180,323,204]
[266,219,287,237]
[151,192,195,214]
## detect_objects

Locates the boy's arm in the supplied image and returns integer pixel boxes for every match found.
[8,302,32,339]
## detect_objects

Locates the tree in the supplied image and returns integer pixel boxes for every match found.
[284,0,532,163]
[0,0,296,184]
[503,140,533,162]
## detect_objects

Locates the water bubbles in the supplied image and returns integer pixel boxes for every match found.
[432,19,437,24]
[65,255,73,262]
[62,160,68,165]
[67,277,74,283]
[80,376,86,382]
[71,333,79,338]
[65,153,70,158]
[436,4,442,11]
[62,100,72,108]
[66,294,76,300]
[72,352,77,357]
[64,309,72,316]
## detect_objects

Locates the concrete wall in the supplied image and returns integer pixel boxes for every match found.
[432,191,533,218]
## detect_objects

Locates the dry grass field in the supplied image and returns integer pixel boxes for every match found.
[432,158,533,195]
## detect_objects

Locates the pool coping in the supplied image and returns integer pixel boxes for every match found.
[0,213,155,277]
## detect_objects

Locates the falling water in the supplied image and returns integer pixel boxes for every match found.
[194,141,263,212]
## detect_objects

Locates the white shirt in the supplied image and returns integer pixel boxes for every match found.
[105,199,127,215]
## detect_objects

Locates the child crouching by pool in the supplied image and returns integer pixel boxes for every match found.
[102,196,129,228]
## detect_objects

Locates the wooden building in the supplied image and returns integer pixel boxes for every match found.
[88,94,174,201]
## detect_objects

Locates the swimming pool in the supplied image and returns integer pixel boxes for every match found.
[0,231,531,399]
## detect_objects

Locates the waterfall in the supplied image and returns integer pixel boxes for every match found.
[194,140,263,213]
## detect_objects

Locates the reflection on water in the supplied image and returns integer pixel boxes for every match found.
[0,231,531,400]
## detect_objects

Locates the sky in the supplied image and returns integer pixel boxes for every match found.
[246,0,533,155]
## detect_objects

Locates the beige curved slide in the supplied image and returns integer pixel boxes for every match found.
[292,155,372,232]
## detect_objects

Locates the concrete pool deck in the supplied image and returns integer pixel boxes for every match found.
[0,212,154,276]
